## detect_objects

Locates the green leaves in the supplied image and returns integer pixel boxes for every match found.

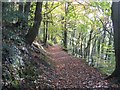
[37,1,114,75]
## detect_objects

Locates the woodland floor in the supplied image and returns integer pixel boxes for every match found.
[41,44,119,89]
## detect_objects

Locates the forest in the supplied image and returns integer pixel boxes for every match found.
[2,1,120,89]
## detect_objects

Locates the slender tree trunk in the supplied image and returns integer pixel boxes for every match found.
[43,14,46,43]
[83,37,87,58]
[44,20,48,46]
[25,2,43,45]
[18,2,24,23]
[85,29,93,60]
[64,26,67,48]
[43,2,49,46]
[21,2,31,35]
[101,27,106,59]
[72,29,76,55]
[24,2,31,23]
[80,35,84,57]
[63,2,69,49]
[44,2,49,46]
[91,37,97,66]
[97,38,101,56]
[51,34,53,41]
[105,29,112,60]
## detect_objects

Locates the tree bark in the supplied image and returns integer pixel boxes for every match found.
[63,2,69,49]
[25,2,42,45]
[85,29,93,60]
[20,2,31,35]
[24,2,31,22]
[106,1,120,81]
[44,20,48,46]
[43,2,49,46]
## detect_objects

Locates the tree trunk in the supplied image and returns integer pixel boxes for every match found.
[63,2,69,49]
[21,2,31,35]
[25,2,42,45]
[101,26,106,59]
[18,2,24,23]
[64,27,67,49]
[105,29,113,60]
[45,20,48,46]
[43,16,46,43]
[43,2,49,46]
[72,29,76,55]
[24,2,31,23]
[106,2,120,81]
[85,29,93,60]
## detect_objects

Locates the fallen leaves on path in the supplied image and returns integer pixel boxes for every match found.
[43,45,111,88]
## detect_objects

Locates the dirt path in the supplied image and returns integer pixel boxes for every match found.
[45,45,110,88]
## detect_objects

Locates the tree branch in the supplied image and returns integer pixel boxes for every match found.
[44,2,63,15]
